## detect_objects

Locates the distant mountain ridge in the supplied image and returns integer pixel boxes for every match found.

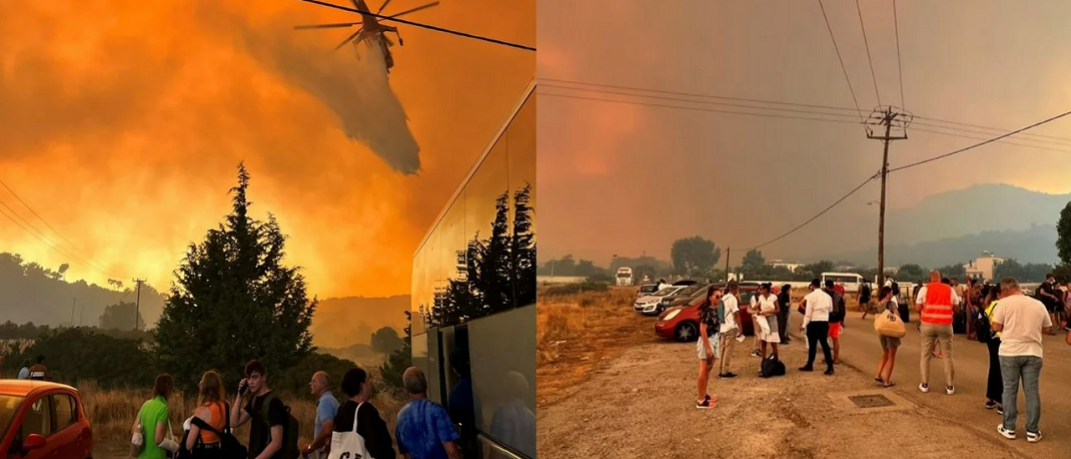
[780,183,1069,266]
[311,295,409,349]
[825,224,1059,268]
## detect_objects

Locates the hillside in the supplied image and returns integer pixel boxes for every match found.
[825,224,1059,268]
[779,183,1069,263]
[310,295,410,349]
[0,252,167,327]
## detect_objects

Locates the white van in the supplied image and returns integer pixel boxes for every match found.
[821,272,864,293]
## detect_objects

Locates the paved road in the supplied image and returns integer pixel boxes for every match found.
[832,314,1071,457]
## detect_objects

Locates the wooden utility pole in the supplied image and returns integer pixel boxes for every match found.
[133,278,145,331]
[725,247,731,282]
[71,298,76,328]
[866,107,910,288]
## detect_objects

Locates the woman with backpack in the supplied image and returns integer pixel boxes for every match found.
[873,287,900,388]
[185,370,230,458]
[981,285,1004,414]
[695,285,722,409]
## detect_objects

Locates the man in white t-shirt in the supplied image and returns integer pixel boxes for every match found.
[800,279,834,375]
[991,277,1051,443]
[717,281,742,379]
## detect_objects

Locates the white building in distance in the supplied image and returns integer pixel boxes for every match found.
[966,251,1004,281]
[769,260,803,272]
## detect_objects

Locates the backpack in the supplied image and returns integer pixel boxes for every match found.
[760,354,786,378]
[179,403,248,459]
[829,291,846,323]
[258,393,300,459]
[716,300,725,328]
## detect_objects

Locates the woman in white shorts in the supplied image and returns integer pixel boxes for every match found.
[696,286,722,409]
[754,283,781,359]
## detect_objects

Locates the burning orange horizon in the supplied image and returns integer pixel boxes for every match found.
[0,0,535,298]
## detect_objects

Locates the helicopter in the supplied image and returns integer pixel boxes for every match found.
[294,0,440,74]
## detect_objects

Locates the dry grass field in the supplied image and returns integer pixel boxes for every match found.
[82,378,403,458]
[536,287,657,408]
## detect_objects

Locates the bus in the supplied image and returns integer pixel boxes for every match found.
[411,79,535,459]
[821,272,864,293]
[616,267,634,286]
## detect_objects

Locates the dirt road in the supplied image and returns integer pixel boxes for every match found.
[537,319,1046,459]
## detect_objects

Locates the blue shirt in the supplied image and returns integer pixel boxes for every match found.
[395,398,460,459]
[315,391,340,438]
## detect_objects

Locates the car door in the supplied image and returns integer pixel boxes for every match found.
[11,394,54,459]
[49,393,83,459]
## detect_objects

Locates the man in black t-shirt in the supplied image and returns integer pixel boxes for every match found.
[859,281,873,319]
[231,360,288,459]
[1037,274,1062,334]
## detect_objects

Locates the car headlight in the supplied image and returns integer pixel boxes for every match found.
[663,309,680,321]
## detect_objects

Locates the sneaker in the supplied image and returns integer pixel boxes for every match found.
[985,401,997,410]
[919,383,930,393]
[823,369,834,376]
[751,350,762,358]
[1027,431,1042,443]
[997,425,1016,440]
[696,399,713,409]
[997,406,1004,415]
[946,386,956,395]
[720,372,738,379]
[799,366,814,372]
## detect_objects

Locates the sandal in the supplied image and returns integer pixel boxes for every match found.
[883,382,896,388]
[874,376,884,383]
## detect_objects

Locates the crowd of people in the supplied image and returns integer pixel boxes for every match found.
[131,360,466,459]
[693,273,1071,444]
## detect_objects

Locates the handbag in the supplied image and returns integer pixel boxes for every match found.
[130,419,144,457]
[327,402,375,459]
[874,308,906,338]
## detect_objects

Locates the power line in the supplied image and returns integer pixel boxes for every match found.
[540,77,1071,146]
[0,200,123,279]
[539,91,863,126]
[296,0,536,51]
[915,115,1071,144]
[542,86,1071,155]
[538,77,862,114]
[855,0,881,106]
[818,0,864,122]
[541,83,863,121]
[744,172,880,251]
[890,108,1071,173]
[893,0,905,109]
[912,124,1071,150]
[0,177,117,275]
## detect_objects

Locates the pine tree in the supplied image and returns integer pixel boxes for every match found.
[154,163,316,391]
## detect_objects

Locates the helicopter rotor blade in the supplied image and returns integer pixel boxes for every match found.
[334,28,365,51]
[294,22,361,30]
[377,0,393,15]
[388,1,439,18]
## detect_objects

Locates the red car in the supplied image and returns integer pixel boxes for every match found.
[655,282,781,342]
[0,380,92,459]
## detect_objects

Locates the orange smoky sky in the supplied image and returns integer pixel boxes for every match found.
[0,0,535,299]
[537,0,1071,266]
